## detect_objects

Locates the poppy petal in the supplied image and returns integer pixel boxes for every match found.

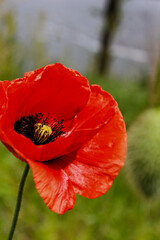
[0,80,11,141]
[4,63,90,123]
[2,84,118,163]
[27,159,76,214]
[57,108,127,198]
[0,80,10,114]
[73,84,118,129]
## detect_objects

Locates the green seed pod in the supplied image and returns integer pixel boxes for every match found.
[126,108,160,199]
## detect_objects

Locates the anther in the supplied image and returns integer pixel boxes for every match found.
[34,123,52,144]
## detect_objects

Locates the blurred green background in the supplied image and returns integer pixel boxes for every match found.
[1,1,160,240]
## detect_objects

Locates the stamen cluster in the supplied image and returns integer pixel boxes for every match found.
[14,113,65,145]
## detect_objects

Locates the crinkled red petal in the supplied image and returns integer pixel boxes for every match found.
[26,159,76,214]
[1,63,90,126]
[0,80,11,142]
[57,107,127,198]
[0,80,10,114]
[0,84,118,162]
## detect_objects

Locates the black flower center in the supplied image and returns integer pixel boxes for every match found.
[14,113,65,145]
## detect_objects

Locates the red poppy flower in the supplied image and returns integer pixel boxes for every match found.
[0,63,127,214]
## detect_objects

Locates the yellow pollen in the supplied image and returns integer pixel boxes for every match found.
[34,123,52,144]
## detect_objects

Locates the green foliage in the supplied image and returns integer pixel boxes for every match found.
[0,6,48,81]
[0,10,24,80]
[1,144,160,240]
[127,108,160,199]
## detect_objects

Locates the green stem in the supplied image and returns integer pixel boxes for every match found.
[8,163,29,240]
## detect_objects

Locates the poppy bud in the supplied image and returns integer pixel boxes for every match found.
[127,109,160,199]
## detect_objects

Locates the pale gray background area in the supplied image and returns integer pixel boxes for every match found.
[5,0,160,78]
